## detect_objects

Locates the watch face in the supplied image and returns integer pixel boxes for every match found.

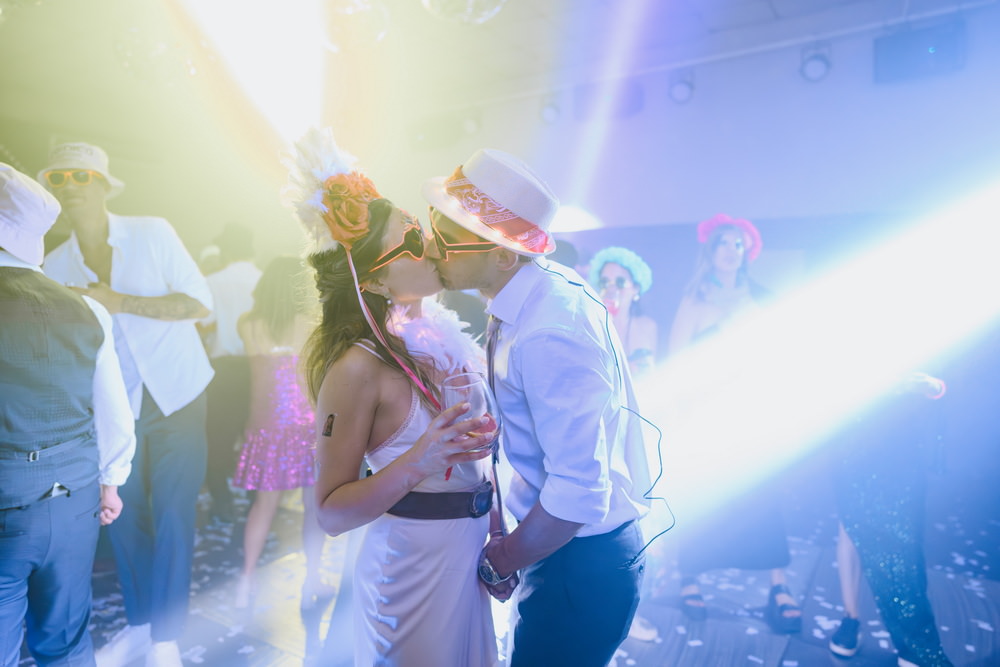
[478,561,498,585]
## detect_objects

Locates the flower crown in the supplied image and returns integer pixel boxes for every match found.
[696,213,762,262]
[284,127,382,252]
[589,246,653,294]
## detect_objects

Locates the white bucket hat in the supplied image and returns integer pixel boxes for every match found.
[422,148,558,257]
[37,142,125,199]
[0,162,62,265]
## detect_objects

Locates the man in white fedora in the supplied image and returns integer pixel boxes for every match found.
[41,143,214,667]
[0,162,135,666]
[424,149,652,666]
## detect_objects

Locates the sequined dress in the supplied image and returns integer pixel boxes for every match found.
[232,350,315,491]
[831,391,952,666]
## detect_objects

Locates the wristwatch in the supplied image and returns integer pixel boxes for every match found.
[477,547,513,586]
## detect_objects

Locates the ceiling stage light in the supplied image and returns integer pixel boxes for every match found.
[800,43,832,82]
[668,69,694,104]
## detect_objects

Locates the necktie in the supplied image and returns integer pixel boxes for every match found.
[485,314,502,468]
[485,314,500,391]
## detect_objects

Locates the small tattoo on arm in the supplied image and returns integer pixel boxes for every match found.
[322,414,336,437]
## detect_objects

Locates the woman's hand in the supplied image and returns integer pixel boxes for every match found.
[404,402,496,477]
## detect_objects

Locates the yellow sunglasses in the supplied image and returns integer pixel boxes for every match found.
[44,170,105,188]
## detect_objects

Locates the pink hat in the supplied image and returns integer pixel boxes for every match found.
[697,213,763,262]
[0,163,61,265]
[422,148,558,257]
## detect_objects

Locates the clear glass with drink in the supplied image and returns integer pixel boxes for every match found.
[441,372,500,453]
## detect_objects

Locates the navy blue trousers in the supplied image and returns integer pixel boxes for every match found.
[508,520,644,667]
[107,390,206,642]
[204,355,251,515]
[0,483,101,666]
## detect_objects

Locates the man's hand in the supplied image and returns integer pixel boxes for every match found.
[485,571,519,602]
[480,535,519,601]
[99,484,123,525]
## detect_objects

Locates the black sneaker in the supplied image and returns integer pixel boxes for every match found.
[829,616,862,658]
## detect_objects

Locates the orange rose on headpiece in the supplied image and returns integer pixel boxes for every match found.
[321,172,381,250]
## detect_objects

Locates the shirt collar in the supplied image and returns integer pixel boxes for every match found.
[487,261,545,326]
[0,249,42,272]
[66,212,125,251]
[106,213,126,246]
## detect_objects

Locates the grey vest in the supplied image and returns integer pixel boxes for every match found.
[0,267,103,509]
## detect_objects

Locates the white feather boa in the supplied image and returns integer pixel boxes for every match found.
[386,298,486,379]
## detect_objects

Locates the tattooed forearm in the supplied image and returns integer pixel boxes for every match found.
[121,293,210,320]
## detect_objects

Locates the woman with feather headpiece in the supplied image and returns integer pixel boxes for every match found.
[286,128,502,666]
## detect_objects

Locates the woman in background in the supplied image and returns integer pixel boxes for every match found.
[231,255,329,610]
[828,371,952,666]
[667,213,802,633]
[589,245,662,642]
[589,246,658,378]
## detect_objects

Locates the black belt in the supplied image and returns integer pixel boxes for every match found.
[387,480,493,520]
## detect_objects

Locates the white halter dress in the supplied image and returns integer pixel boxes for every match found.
[351,301,497,667]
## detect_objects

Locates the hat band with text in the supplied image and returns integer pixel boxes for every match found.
[444,166,552,254]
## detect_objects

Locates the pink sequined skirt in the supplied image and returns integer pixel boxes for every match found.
[232,354,316,491]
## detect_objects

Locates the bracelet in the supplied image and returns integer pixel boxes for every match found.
[489,530,505,538]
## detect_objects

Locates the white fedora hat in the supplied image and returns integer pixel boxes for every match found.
[0,162,61,265]
[422,148,558,257]
[37,142,125,199]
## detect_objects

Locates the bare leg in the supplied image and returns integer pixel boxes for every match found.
[769,568,801,619]
[236,490,282,608]
[301,485,327,590]
[836,522,862,619]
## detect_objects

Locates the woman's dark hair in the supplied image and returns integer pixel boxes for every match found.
[245,255,310,343]
[683,223,752,300]
[301,198,437,405]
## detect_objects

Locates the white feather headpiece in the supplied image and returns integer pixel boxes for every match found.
[283,127,380,253]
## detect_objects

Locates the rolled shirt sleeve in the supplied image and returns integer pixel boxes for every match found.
[518,326,616,524]
[83,295,136,487]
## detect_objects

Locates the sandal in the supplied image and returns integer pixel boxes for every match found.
[766,584,802,634]
[680,582,707,621]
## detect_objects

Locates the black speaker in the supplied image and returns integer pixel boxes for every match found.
[874,20,966,83]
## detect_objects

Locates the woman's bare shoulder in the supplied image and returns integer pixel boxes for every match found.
[326,343,384,379]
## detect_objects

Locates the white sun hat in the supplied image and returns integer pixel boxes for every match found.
[422,148,558,257]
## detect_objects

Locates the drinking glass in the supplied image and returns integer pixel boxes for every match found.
[441,372,500,453]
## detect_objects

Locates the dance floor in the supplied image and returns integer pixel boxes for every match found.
[17,456,1000,666]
